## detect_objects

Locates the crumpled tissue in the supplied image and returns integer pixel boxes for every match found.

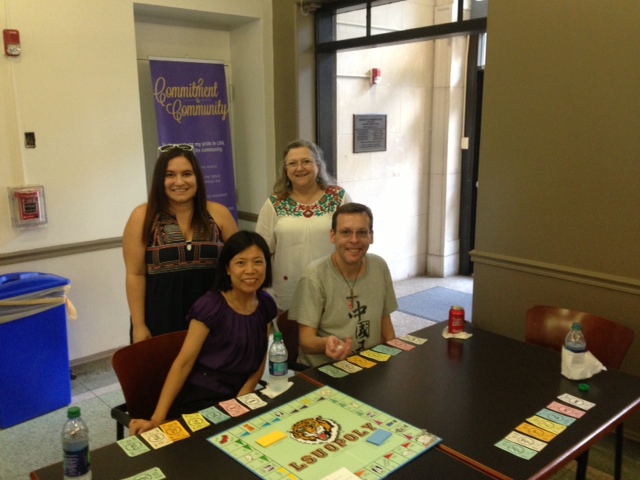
[260,380,293,399]
[561,347,606,380]
[442,326,473,340]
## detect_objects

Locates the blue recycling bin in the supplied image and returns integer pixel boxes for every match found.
[0,272,72,428]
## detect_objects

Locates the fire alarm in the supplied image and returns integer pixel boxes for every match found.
[371,68,382,85]
[3,29,21,56]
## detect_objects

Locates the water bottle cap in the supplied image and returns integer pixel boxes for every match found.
[274,331,283,341]
[67,406,81,419]
[571,323,582,330]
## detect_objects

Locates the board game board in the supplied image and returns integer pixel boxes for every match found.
[208,387,441,479]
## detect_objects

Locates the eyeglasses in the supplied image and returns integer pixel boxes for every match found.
[285,159,315,169]
[158,144,194,153]
[336,229,371,239]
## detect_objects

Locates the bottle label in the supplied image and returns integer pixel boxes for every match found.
[63,445,91,477]
[269,361,287,376]
[565,342,586,353]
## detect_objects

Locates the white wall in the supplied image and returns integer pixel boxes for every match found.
[0,0,275,362]
[335,0,466,280]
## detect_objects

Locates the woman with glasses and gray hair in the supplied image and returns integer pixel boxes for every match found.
[123,144,238,343]
[256,139,351,314]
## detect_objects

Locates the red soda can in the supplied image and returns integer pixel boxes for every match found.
[448,306,465,334]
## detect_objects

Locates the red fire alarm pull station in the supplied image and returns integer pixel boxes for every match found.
[8,185,48,229]
[3,29,21,56]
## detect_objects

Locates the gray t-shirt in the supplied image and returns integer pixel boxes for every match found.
[289,253,398,367]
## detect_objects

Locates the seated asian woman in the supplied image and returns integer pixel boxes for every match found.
[129,231,276,435]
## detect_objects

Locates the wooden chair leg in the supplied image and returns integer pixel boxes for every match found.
[614,423,624,480]
[575,449,589,480]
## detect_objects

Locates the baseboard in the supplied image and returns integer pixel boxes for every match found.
[70,347,119,368]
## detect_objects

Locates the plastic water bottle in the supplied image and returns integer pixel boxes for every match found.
[62,406,91,480]
[268,332,288,393]
[564,323,587,353]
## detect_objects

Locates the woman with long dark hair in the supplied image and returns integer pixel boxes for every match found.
[123,145,238,343]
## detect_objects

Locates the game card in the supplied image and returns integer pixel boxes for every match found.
[515,423,556,442]
[399,335,427,345]
[238,392,268,409]
[526,416,566,435]
[200,405,231,424]
[546,401,586,418]
[347,355,377,368]
[372,344,402,356]
[117,435,150,457]
[182,412,211,432]
[219,398,250,417]
[334,360,363,373]
[122,467,167,480]
[360,350,391,362]
[495,439,538,460]
[536,408,576,426]
[160,420,190,441]
[557,393,596,410]
[504,431,547,452]
[140,428,173,449]
[386,339,415,351]
[319,364,350,378]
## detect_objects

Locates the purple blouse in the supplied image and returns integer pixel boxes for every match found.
[185,289,277,397]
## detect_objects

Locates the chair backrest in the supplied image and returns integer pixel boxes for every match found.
[111,330,187,419]
[276,310,299,363]
[525,305,634,370]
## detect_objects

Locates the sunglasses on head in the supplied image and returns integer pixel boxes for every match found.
[158,144,194,153]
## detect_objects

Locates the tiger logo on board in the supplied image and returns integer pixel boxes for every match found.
[289,416,340,444]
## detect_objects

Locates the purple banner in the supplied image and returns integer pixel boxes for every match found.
[149,59,237,218]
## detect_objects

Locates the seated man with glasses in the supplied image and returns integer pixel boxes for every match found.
[289,202,397,367]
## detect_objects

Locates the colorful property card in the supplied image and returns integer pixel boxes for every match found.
[182,412,211,432]
[386,339,415,351]
[238,392,268,410]
[140,428,173,449]
[160,420,190,441]
[504,431,547,452]
[495,439,538,460]
[347,355,377,368]
[334,360,363,373]
[319,364,350,378]
[515,422,556,442]
[399,335,427,345]
[200,405,232,424]
[117,436,151,457]
[208,387,442,480]
[359,350,391,362]
[526,416,566,435]
[546,401,586,418]
[372,345,402,356]
[557,393,596,411]
[536,408,576,426]
[219,398,251,417]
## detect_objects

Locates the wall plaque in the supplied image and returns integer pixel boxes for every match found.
[353,114,387,153]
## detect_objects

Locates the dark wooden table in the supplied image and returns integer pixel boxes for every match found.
[299,323,640,480]
[31,376,493,479]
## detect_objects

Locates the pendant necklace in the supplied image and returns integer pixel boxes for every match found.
[333,254,364,309]
[186,241,192,252]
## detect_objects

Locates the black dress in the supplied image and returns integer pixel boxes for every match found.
[144,212,223,336]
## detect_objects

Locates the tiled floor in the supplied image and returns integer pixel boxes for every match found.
[1,275,638,479]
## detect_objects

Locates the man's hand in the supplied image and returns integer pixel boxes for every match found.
[325,335,352,361]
